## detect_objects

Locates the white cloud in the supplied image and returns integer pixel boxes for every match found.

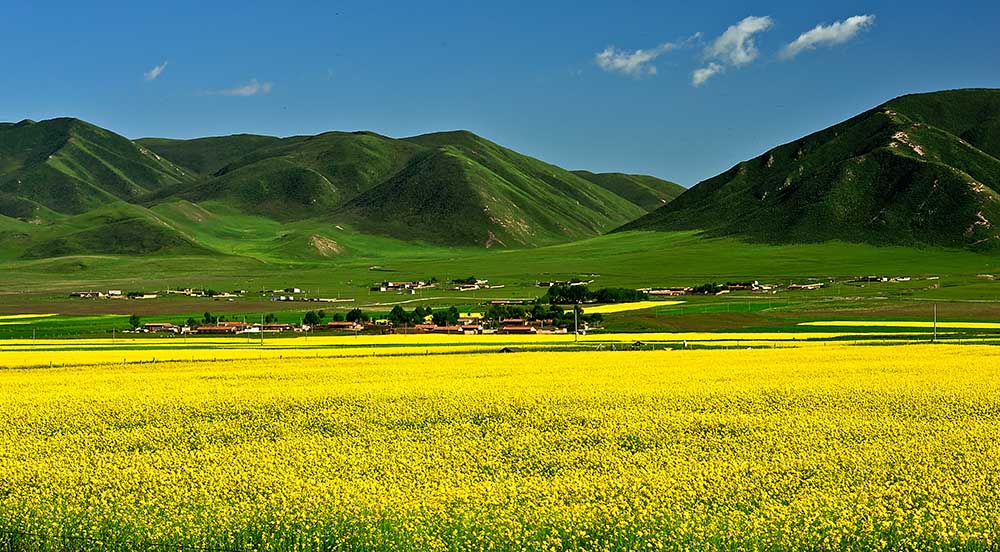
[692,15,774,86]
[781,15,875,60]
[691,63,723,87]
[595,34,699,78]
[210,79,274,97]
[705,16,774,66]
[144,61,168,81]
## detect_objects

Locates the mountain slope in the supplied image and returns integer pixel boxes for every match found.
[1,118,676,256]
[16,204,211,259]
[0,118,194,217]
[572,170,685,211]
[146,129,649,246]
[135,134,281,176]
[620,89,1000,250]
[144,131,428,220]
[339,131,647,246]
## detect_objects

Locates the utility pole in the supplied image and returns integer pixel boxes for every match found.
[933,304,938,342]
[574,303,579,342]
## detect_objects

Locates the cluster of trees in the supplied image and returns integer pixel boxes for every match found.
[543,285,647,305]
[484,302,603,328]
[690,281,754,294]
[385,305,461,326]
[184,312,274,327]
[302,310,327,325]
[187,311,235,326]
[692,282,726,294]
[451,276,480,285]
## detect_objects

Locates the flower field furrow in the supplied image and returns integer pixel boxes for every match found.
[1,346,999,550]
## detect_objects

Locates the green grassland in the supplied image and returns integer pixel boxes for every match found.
[2,220,998,336]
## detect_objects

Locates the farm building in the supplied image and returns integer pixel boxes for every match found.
[326,321,363,331]
[195,325,240,335]
[788,283,824,291]
[141,323,179,334]
[499,325,537,335]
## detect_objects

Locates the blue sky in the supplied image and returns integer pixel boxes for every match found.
[3,1,999,185]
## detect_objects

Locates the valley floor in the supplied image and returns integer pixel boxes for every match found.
[2,231,1000,337]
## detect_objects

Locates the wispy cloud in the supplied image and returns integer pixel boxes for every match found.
[781,15,875,60]
[206,79,274,97]
[144,61,168,81]
[595,34,700,78]
[692,15,773,86]
[691,63,723,87]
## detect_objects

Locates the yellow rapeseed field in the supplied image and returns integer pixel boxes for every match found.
[801,320,1000,330]
[0,332,932,369]
[2,346,999,551]
[582,301,683,314]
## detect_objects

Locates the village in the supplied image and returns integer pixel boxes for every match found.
[132,310,582,337]
[71,273,943,340]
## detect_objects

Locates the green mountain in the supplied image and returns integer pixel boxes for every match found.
[143,129,650,247]
[338,131,649,246]
[135,134,281,176]
[572,170,685,211]
[0,117,678,258]
[17,203,211,259]
[158,131,427,220]
[620,89,1000,250]
[0,118,194,218]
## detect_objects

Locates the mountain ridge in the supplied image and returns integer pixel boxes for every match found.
[619,88,1000,250]
[0,118,680,257]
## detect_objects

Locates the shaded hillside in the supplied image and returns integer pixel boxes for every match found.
[572,170,685,211]
[620,89,1000,250]
[135,134,281,176]
[339,132,647,246]
[148,129,648,246]
[0,118,194,217]
[18,205,211,259]
[1,117,675,255]
[177,132,426,220]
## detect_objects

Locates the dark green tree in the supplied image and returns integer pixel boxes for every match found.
[388,305,409,326]
[128,314,141,329]
[303,311,322,325]
[346,308,368,323]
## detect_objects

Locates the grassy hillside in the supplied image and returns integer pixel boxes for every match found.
[0,118,194,216]
[144,129,649,246]
[621,89,1000,250]
[572,170,685,211]
[15,204,210,259]
[340,132,647,246]
[171,132,426,220]
[135,134,281,176]
[2,118,676,252]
